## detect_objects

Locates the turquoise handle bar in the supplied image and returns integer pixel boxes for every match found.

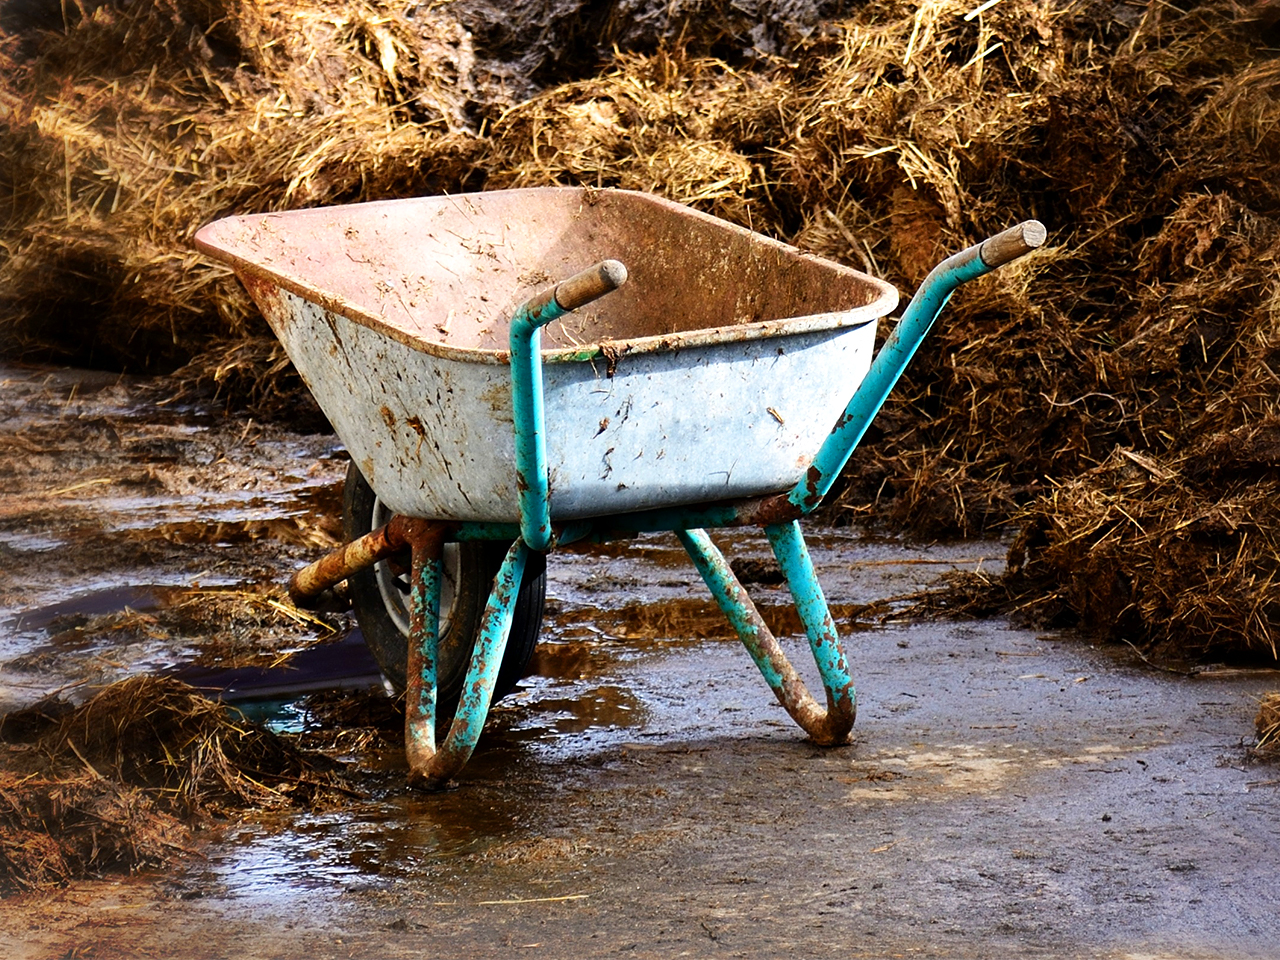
[788,220,1046,512]
[508,260,629,550]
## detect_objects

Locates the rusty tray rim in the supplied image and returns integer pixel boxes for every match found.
[194,187,900,366]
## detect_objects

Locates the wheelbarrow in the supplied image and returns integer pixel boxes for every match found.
[194,187,1044,787]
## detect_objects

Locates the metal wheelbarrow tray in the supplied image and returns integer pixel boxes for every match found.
[195,187,1045,787]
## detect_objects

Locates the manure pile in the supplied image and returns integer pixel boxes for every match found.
[2,0,1279,661]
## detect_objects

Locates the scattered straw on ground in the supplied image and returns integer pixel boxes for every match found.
[27,586,345,672]
[0,677,347,892]
[1257,693,1280,760]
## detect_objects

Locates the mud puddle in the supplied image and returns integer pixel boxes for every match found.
[0,361,350,708]
[2,363,1278,959]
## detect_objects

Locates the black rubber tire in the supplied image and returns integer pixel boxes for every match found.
[342,462,545,709]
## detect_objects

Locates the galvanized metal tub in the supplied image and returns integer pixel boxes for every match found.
[195,187,899,522]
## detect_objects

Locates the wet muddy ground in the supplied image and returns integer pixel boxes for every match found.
[1,361,1278,959]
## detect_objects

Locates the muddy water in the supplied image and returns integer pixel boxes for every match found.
[2,362,1278,959]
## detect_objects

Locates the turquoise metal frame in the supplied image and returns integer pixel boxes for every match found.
[287,221,1045,786]
[405,532,529,780]
[508,291,567,552]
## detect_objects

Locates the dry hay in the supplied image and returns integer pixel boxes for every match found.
[0,0,482,376]
[1257,692,1280,760]
[2,0,1279,660]
[0,676,346,892]
[1005,424,1280,661]
[0,0,833,377]
[485,49,790,231]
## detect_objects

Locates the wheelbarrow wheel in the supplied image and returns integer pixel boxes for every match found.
[342,462,545,710]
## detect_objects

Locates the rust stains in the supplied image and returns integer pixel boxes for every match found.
[599,341,623,378]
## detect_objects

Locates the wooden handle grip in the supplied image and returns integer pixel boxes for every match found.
[554,260,629,311]
[979,220,1047,268]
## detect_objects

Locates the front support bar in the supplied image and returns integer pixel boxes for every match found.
[406,537,529,787]
[678,522,855,745]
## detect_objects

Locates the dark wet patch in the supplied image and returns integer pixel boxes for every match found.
[508,686,644,737]
[7,584,177,635]
[174,628,382,702]
[558,532,696,567]
[4,584,350,682]
[730,556,785,585]
[528,639,622,681]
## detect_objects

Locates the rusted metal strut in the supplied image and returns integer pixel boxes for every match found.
[288,513,420,608]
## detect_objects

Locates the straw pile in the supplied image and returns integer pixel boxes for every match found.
[0,0,481,385]
[0,677,344,891]
[1,0,1278,659]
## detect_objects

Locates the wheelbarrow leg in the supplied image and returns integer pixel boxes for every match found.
[404,525,444,776]
[677,525,855,745]
[405,534,530,787]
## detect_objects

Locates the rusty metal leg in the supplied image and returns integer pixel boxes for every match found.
[765,520,856,740]
[406,539,530,788]
[676,527,855,746]
[405,524,446,775]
